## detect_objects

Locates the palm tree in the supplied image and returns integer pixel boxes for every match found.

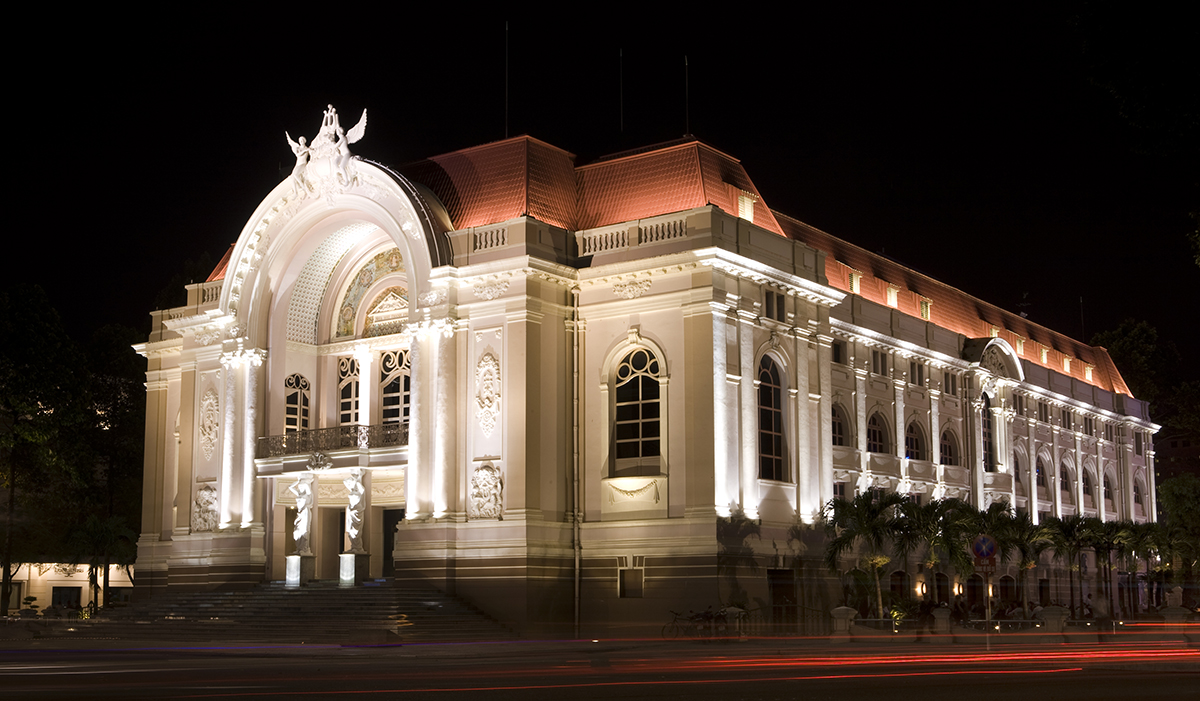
[1119,521,1157,615]
[893,498,973,604]
[1046,514,1098,617]
[1002,512,1052,616]
[1091,519,1125,618]
[824,490,906,619]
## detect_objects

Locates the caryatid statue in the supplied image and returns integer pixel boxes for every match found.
[289,473,316,556]
[343,468,366,553]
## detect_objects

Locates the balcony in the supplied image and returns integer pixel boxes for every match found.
[256,423,408,459]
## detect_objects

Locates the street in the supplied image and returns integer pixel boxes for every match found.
[1,638,1196,700]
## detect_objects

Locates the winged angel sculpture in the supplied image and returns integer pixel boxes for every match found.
[286,106,368,200]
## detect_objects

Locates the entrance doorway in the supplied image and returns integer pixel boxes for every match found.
[382,508,405,578]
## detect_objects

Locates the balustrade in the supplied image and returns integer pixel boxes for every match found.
[256,422,408,458]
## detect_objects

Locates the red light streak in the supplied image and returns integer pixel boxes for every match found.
[171,667,1085,697]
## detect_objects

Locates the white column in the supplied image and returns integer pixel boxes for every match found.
[242,349,266,527]
[738,312,758,519]
[219,355,239,527]
[712,307,732,515]
[432,326,457,518]
[406,337,424,518]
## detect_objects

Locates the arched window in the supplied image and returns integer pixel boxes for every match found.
[1134,482,1143,505]
[981,394,996,472]
[379,350,410,425]
[940,430,959,466]
[831,405,849,447]
[1082,470,1093,496]
[284,374,310,433]
[905,422,927,460]
[758,356,786,481]
[338,358,360,425]
[1104,475,1114,501]
[1060,463,1072,493]
[613,347,661,476]
[866,413,889,454]
[1036,458,1047,487]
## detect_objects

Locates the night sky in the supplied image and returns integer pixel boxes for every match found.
[16,8,1199,376]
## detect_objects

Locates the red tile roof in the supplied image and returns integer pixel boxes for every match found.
[577,139,783,234]
[775,213,1131,396]
[207,243,235,282]
[399,136,578,231]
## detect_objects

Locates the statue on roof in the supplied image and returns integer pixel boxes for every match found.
[284,105,368,203]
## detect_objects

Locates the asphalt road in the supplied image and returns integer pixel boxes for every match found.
[1,639,1196,700]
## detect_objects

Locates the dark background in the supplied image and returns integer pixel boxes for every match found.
[14,6,1198,363]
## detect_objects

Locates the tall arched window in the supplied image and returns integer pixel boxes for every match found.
[1012,453,1021,482]
[338,357,360,425]
[866,413,889,454]
[981,394,996,472]
[1104,475,1114,501]
[284,374,310,433]
[832,405,849,447]
[1082,470,1093,498]
[379,350,410,425]
[940,430,960,466]
[613,347,661,476]
[1134,482,1143,505]
[1036,458,1048,487]
[758,356,785,481]
[1060,463,1073,503]
[905,422,927,460]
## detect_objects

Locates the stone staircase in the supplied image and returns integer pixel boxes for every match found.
[39,581,516,644]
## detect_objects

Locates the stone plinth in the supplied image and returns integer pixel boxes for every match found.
[286,554,315,587]
[339,552,370,587]
[830,606,857,643]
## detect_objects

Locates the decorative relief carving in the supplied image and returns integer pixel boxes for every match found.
[53,564,81,577]
[194,326,222,346]
[190,485,218,532]
[607,479,660,504]
[371,481,405,501]
[227,323,246,339]
[418,289,447,307]
[980,345,1008,378]
[473,280,509,301]
[317,482,347,502]
[613,280,652,299]
[307,452,333,471]
[475,353,501,438]
[199,389,219,460]
[468,465,503,519]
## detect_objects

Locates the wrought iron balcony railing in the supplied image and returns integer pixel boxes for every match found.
[256,423,408,459]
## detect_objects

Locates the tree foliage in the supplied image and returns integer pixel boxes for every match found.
[0,286,144,614]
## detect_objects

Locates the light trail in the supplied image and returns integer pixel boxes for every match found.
[170,666,1085,697]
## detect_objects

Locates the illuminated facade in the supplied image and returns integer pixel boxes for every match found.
[136,108,1158,631]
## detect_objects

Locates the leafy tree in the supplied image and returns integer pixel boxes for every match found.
[824,491,905,619]
[0,285,88,616]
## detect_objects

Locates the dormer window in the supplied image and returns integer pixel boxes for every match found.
[848,270,862,294]
[886,286,899,308]
[919,298,931,321]
[737,191,756,223]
